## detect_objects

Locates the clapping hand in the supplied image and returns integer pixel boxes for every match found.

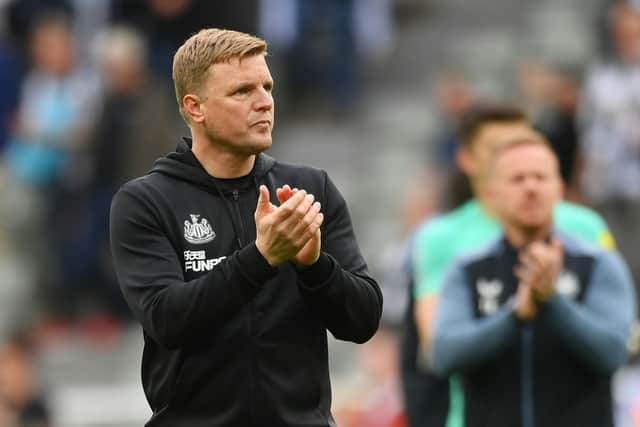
[515,238,564,303]
[254,185,324,267]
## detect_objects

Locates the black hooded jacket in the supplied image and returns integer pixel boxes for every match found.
[109,139,382,426]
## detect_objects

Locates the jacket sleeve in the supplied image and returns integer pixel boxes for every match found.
[539,250,636,374]
[110,186,277,350]
[295,173,382,344]
[431,261,520,376]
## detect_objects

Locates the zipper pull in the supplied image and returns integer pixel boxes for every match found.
[232,189,239,201]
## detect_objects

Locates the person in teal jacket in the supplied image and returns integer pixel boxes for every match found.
[405,105,615,427]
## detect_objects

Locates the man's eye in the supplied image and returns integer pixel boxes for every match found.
[235,87,250,95]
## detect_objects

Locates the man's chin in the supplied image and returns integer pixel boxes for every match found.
[254,138,272,152]
[517,216,552,234]
[244,139,272,155]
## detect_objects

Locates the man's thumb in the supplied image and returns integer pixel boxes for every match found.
[551,237,563,250]
[551,237,564,259]
[256,185,270,212]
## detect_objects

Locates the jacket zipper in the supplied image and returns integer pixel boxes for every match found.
[231,189,256,425]
[231,190,245,249]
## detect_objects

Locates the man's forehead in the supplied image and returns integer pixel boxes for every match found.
[208,55,272,82]
[497,143,556,171]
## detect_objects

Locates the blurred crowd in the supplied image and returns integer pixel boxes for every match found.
[1,0,640,426]
[0,0,396,425]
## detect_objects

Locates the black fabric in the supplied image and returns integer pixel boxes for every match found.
[110,139,382,426]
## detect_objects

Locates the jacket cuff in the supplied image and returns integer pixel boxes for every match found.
[296,252,336,290]
[236,242,278,286]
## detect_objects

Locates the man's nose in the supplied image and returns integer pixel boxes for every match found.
[523,177,540,192]
[254,88,273,111]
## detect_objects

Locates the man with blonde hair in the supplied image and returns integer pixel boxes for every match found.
[431,137,635,427]
[404,105,615,427]
[110,28,382,426]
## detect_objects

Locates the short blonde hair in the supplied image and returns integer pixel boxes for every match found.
[487,132,559,179]
[172,28,268,123]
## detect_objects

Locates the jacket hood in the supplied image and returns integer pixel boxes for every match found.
[150,137,277,188]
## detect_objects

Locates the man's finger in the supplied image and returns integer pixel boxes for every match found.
[291,201,321,236]
[514,265,531,282]
[273,189,308,221]
[276,185,294,204]
[294,212,324,247]
[519,251,541,271]
[312,212,324,231]
[281,194,317,235]
[527,241,549,259]
[551,238,564,256]
[256,185,272,216]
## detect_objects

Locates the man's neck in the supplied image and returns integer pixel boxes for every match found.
[475,184,497,219]
[191,135,256,178]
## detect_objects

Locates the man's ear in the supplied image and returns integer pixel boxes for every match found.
[456,146,476,176]
[183,94,205,124]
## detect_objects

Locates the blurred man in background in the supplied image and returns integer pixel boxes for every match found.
[431,137,635,427]
[404,105,614,427]
[3,12,101,328]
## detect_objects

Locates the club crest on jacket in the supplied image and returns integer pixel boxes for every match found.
[477,278,503,315]
[184,214,216,244]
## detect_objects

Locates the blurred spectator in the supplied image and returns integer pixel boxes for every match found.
[432,72,477,171]
[91,25,179,192]
[110,0,259,80]
[430,72,477,210]
[5,12,98,188]
[523,62,585,201]
[579,0,640,305]
[259,0,298,52]
[353,0,394,63]
[431,137,635,427]
[5,0,72,51]
[88,25,180,322]
[0,331,50,427]
[260,0,393,115]
[68,0,111,63]
[4,12,100,324]
[285,0,359,113]
[5,0,112,71]
[517,61,556,125]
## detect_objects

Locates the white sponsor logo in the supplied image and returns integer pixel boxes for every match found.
[184,214,216,244]
[477,278,503,315]
[184,250,226,272]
